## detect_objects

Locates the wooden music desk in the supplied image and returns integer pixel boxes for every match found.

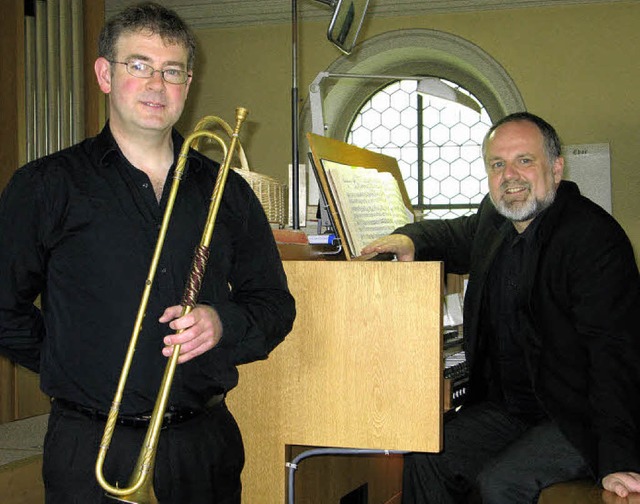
[226,260,443,502]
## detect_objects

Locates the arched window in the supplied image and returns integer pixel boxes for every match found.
[347,79,491,218]
[301,29,525,220]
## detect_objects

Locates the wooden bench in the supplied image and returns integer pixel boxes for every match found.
[538,480,605,503]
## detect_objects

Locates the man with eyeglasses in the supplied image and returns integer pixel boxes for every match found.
[0,2,295,503]
[108,59,192,86]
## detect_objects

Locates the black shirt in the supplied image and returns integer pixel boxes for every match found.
[0,124,295,414]
[485,217,547,423]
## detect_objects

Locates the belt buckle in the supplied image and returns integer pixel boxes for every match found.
[161,409,181,429]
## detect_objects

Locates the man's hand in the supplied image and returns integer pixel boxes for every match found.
[603,472,640,498]
[360,234,416,262]
[159,304,222,364]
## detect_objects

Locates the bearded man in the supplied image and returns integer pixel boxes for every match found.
[362,112,640,503]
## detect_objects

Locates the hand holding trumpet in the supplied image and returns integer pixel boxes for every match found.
[160,304,222,363]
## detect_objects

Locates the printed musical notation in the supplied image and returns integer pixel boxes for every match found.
[322,160,413,258]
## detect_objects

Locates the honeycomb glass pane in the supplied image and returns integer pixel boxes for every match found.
[389,88,412,111]
[381,108,401,126]
[404,177,418,201]
[400,145,418,165]
[423,145,440,164]
[383,146,402,161]
[451,123,471,144]
[461,177,481,198]
[430,159,449,182]
[439,106,462,128]
[360,108,382,128]
[351,128,372,146]
[451,158,471,180]
[429,124,450,146]
[441,145,460,164]
[371,127,390,146]
[461,144,481,162]
[348,78,491,218]
[400,108,418,129]
[370,92,391,112]
[470,158,487,180]
[390,125,411,146]
[423,107,440,128]
[441,177,461,199]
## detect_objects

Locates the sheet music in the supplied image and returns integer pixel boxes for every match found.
[323,161,412,257]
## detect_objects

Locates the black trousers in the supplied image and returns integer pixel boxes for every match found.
[402,401,592,504]
[43,399,244,504]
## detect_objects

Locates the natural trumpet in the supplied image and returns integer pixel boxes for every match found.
[95,107,248,503]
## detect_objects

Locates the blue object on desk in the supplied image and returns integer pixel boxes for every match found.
[308,234,338,246]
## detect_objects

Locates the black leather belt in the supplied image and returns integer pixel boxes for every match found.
[53,393,225,428]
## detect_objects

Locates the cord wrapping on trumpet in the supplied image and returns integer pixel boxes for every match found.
[180,245,210,308]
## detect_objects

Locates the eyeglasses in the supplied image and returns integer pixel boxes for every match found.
[109,60,191,85]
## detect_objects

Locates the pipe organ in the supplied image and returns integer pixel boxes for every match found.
[24,0,85,162]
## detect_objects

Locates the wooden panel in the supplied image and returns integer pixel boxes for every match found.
[0,363,49,424]
[82,0,106,138]
[0,357,15,424]
[15,367,49,420]
[0,0,24,191]
[226,260,443,503]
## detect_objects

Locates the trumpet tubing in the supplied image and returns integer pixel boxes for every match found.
[95,107,248,504]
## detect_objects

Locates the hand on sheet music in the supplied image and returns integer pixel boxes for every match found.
[603,472,640,500]
[361,234,415,262]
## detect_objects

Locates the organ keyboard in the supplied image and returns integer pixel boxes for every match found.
[444,350,468,410]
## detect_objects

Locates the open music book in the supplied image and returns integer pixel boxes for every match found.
[323,160,413,258]
[307,133,415,260]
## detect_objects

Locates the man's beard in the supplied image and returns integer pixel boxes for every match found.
[491,182,557,223]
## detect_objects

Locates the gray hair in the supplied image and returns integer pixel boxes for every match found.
[482,112,562,166]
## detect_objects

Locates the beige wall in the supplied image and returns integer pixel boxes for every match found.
[181,2,640,259]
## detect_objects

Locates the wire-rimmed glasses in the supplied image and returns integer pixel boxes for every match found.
[109,60,191,85]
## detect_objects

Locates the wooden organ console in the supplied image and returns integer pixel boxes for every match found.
[225,260,445,503]
[225,135,459,502]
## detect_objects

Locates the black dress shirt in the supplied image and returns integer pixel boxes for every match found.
[484,217,547,423]
[394,182,640,478]
[0,124,296,414]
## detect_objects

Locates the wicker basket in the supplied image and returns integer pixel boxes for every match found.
[233,150,288,228]
[192,116,288,227]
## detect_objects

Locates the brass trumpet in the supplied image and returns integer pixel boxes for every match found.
[95,107,248,503]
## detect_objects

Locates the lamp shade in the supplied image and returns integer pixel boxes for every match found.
[416,77,482,114]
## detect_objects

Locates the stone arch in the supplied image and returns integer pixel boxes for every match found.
[300,28,525,146]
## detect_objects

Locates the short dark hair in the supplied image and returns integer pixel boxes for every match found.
[98,2,196,70]
[482,112,562,164]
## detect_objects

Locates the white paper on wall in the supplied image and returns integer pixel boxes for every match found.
[562,143,612,214]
